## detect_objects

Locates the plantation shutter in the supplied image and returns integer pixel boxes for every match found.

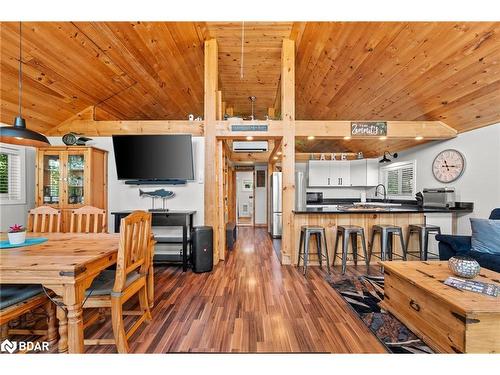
[382,161,416,198]
[0,145,25,204]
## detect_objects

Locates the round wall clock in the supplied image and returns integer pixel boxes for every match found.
[432,149,466,183]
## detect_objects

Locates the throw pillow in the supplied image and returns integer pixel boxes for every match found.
[470,218,500,254]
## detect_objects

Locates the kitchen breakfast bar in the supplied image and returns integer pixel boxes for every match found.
[292,203,473,266]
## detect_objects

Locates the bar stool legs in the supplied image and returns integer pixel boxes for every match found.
[333,226,369,275]
[406,224,441,260]
[369,225,407,265]
[297,226,331,276]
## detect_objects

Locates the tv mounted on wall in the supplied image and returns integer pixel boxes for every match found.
[112,134,195,184]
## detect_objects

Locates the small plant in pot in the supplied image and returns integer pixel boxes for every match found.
[8,224,27,245]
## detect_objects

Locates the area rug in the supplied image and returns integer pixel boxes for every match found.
[327,274,433,354]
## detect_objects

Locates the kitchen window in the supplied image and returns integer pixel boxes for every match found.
[0,144,26,205]
[380,161,416,199]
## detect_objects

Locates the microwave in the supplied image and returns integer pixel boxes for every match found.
[306,192,323,204]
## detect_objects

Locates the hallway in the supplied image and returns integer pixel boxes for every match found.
[86,227,386,353]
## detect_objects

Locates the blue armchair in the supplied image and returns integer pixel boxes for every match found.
[436,209,500,272]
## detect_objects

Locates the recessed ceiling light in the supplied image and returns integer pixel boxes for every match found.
[307,136,315,140]
[344,136,351,140]
[246,136,254,141]
[415,136,424,141]
[379,136,387,141]
[277,151,282,155]
[273,156,279,160]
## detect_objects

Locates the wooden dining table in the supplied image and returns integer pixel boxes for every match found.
[0,232,120,354]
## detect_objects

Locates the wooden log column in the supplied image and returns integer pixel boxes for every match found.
[204,39,221,264]
[280,39,295,265]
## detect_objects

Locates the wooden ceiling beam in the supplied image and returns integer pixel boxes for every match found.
[295,120,457,139]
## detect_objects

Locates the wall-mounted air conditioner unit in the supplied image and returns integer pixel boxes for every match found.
[232,141,268,153]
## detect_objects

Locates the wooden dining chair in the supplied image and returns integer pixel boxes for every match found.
[77,211,153,353]
[0,286,58,351]
[69,205,107,233]
[28,206,61,233]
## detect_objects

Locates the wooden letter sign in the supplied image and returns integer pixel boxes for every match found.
[351,121,387,136]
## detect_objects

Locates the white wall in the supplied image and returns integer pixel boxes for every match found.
[0,144,36,231]
[393,123,500,235]
[48,136,205,232]
[254,164,267,225]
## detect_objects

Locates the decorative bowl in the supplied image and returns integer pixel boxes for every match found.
[448,256,481,279]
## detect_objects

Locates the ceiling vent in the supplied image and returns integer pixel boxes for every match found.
[232,141,268,153]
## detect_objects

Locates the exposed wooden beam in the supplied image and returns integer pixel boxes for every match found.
[46,106,95,135]
[215,120,284,138]
[280,39,295,266]
[295,120,457,139]
[203,39,220,264]
[230,151,272,163]
[47,119,204,136]
[268,138,282,162]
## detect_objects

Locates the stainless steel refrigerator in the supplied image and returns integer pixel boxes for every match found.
[270,172,282,238]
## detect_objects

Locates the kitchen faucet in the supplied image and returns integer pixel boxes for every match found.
[375,184,387,202]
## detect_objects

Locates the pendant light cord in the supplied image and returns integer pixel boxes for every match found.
[18,21,23,117]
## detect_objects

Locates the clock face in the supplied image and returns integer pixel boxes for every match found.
[432,149,466,183]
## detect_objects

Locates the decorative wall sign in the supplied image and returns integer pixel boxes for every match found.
[231,124,269,132]
[351,121,387,136]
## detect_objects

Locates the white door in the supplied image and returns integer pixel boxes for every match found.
[236,171,254,226]
[308,160,330,187]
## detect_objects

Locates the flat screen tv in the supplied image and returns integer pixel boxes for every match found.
[112,134,194,181]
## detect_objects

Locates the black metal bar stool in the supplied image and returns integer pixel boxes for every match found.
[406,224,441,260]
[333,225,369,274]
[369,224,407,262]
[297,225,331,276]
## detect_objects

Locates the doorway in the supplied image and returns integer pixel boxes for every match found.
[236,170,255,226]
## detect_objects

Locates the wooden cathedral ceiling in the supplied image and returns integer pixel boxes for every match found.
[1,22,499,154]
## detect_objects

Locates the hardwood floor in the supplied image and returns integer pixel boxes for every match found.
[84,227,386,353]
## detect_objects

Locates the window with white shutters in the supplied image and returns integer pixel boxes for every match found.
[381,161,416,199]
[0,144,26,205]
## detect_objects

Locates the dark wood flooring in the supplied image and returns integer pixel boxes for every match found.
[85,227,386,353]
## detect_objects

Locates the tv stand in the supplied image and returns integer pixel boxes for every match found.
[124,179,187,185]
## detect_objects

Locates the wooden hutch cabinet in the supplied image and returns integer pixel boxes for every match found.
[35,146,108,232]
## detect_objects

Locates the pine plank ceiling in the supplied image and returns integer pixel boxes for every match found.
[1,22,499,154]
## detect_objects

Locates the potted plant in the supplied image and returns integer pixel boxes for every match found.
[8,224,27,245]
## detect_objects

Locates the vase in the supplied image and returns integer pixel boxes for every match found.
[448,256,481,279]
[8,231,26,245]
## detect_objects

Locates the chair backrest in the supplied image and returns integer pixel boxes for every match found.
[28,206,61,233]
[70,205,107,233]
[489,209,500,220]
[113,211,152,293]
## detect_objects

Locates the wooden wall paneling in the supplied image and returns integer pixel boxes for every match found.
[204,39,219,265]
[280,39,295,265]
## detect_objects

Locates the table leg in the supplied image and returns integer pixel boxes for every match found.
[60,284,85,354]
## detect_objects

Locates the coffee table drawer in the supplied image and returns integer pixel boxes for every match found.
[380,270,465,353]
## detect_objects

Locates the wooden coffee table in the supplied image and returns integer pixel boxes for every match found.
[379,261,500,353]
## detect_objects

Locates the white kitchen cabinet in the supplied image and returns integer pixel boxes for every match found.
[308,160,331,186]
[308,160,351,187]
[308,159,378,187]
[350,159,379,186]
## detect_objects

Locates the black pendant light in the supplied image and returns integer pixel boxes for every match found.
[0,22,50,147]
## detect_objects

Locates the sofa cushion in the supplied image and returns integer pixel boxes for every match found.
[470,218,500,254]
[86,270,141,296]
[0,284,43,310]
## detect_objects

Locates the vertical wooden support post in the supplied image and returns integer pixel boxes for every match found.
[216,139,226,260]
[280,39,295,265]
[204,39,220,264]
[216,90,223,121]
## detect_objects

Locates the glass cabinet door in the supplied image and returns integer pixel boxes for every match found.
[66,153,86,205]
[42,154,61,205]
